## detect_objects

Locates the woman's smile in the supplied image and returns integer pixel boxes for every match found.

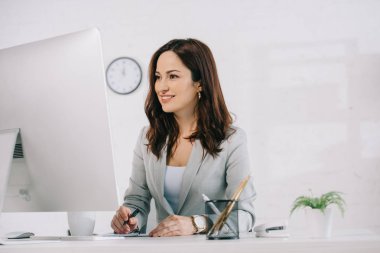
[159,94,175,103]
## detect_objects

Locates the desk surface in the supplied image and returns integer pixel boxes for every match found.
[1,231,380,253]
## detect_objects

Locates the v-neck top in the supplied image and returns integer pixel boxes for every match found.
[164,165,185,213]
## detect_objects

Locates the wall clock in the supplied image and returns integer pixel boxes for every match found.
[106,57,142,94]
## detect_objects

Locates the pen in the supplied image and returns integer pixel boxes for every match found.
[123,208,140,226]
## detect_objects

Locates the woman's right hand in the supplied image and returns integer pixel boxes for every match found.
[111,206,139,234]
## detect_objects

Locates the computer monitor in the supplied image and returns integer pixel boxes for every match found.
[0,28,120,213]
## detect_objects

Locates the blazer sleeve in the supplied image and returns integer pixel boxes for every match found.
[123,127,152,233]
[225,128,256,231]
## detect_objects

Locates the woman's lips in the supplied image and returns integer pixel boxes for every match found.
[160,95,175,103]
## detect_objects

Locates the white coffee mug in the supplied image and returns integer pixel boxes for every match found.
[67,211,96,236]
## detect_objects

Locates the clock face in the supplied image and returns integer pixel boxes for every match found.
[106,57,142,94]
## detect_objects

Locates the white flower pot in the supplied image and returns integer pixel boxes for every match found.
[305,207,333,238]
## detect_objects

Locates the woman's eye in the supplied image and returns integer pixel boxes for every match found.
[155,75,161,80]
[169,74,178,79]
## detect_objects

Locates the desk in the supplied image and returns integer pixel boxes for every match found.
[1,232,380,253]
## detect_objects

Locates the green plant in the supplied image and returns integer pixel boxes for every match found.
[290,190,346,216]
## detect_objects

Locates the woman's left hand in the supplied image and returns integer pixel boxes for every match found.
[149,215,195,237]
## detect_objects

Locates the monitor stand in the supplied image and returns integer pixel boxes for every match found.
[0,129,99,241]
[0,129,119,241]
[0,128,19,213]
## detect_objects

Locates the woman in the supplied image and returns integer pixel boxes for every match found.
[111,38,256,237]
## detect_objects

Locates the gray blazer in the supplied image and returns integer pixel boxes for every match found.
[123,126,256,233]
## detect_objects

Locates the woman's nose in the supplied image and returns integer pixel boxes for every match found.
[156,78,169,92]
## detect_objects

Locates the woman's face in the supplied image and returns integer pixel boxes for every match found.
[155,51,201,117]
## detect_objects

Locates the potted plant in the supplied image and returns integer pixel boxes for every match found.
[290,190,346,238]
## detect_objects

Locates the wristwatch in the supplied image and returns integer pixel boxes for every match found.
[191,215,207,234]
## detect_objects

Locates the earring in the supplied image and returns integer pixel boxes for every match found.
[198,91,201,100]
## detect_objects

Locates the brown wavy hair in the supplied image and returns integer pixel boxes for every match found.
[144,38,234,160]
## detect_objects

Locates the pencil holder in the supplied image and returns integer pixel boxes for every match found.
[205,200,239,240]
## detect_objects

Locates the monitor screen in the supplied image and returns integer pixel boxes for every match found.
[0,28,120,212]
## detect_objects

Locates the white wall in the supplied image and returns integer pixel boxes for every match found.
[1,0,380,235]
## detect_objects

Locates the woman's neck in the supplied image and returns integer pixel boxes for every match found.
[174,113,197,137]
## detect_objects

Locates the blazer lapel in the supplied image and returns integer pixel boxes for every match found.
[176,139,204,213]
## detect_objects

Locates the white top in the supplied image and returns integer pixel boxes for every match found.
[164,165,185,213]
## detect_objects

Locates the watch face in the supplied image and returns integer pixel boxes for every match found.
[106,57,142,94]
[193,215,207,232]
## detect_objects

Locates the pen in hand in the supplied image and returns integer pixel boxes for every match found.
[123,208,140,225]
[120,208,140,234]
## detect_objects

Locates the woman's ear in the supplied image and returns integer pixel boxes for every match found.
[196,82,202,92]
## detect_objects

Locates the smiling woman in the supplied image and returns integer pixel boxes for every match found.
[154,51,201,116]
[111,38,256,237]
